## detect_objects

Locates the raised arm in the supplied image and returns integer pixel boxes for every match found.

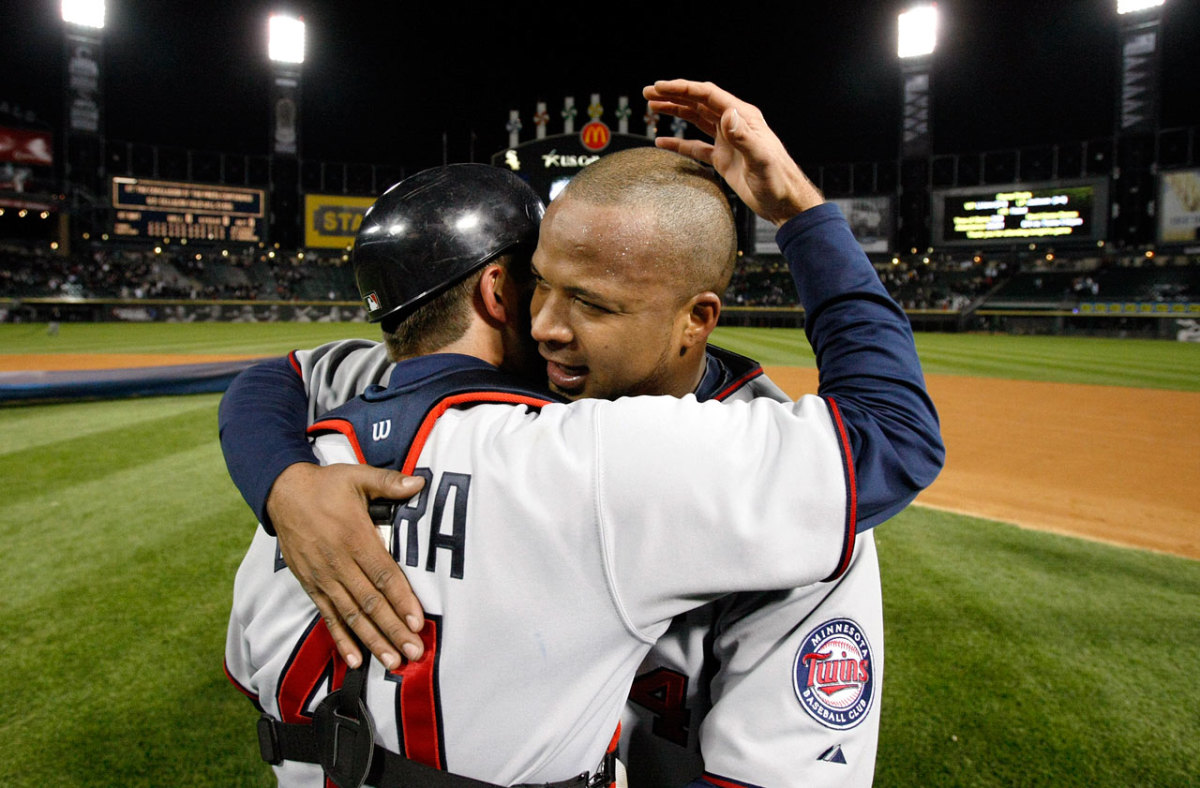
[645,79,824,224]
[646,78,943,529]
[218,338,428,668]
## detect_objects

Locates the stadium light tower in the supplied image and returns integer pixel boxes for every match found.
[1117,0,1164,14]
[1115,0,1163,136]
[267,13,305,157]
[1111,0,1164,247]
[60,0,107,243]
[61,0,105,28]
[897,3,938,158]
[896,4,939,255]
[267,12,305,249]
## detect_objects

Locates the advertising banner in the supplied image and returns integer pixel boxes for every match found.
[1158,168,1200,245]
[0,127,53,165]
[754,196,894,255]
[303,194,377,249]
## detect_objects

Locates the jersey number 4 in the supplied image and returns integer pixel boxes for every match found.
[276,614,447,769]
[628,667,691,747]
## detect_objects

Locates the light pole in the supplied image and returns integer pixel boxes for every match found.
[60,0,106,242]
[897,3,939,254]
[1114,0,1164,247]
[898,3,937,159]
[267,12,305,249]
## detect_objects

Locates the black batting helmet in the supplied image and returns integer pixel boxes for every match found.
[353,164,545,326]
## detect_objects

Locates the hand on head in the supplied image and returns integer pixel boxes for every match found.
[644,79,825,226]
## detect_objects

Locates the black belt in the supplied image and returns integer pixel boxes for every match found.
[256,657,615,788]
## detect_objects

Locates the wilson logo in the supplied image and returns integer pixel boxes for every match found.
[372,420,392,441]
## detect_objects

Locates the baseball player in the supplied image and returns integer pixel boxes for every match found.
[222,82,942,787]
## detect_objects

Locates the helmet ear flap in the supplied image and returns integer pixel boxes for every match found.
[353,164,545,325]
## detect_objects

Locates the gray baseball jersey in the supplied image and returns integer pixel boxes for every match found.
[234,339,884,787]
[224,360,856,785]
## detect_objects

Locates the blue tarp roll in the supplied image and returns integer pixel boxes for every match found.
[0,359,264,404]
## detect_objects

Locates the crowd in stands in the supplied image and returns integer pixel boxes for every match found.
[727,253,1014,311]
[725,249,1197,310]
[0,243,355,303]
[2,241,1196,316]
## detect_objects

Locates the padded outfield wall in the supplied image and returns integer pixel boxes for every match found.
[6,297,1200,341]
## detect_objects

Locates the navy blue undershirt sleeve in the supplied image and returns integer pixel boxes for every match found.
[217,354,316,531]
[778,202,944,530]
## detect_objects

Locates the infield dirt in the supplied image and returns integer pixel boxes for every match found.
[766,367,1199,560]
[3,353,1196,560]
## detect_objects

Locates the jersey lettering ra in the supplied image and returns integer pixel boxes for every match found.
[307,367,560,585]
[375,468,470,580]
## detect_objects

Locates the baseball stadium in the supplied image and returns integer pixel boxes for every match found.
[2,2,1198,787]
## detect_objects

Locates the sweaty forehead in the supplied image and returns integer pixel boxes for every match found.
[537,197,667,284]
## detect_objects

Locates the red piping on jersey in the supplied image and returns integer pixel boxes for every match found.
[713,367,763,402]
[700,773,763,788]
[223,659,259,703]
[600,722,622,788]
[401,392,552,474]
[308,418,367,464]
[287,350,302,377]
[824,397,857,581]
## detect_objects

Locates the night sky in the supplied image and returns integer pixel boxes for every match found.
[2,0,1198,174]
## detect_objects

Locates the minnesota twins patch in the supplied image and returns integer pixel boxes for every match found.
[793,618,874,730]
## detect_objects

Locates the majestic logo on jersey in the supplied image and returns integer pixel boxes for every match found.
[793,618,874,730]
[818,744,848,764]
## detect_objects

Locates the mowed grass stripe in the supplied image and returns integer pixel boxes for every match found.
[917,340,1199,374]
[6,324,1199,390]
[0,401,221,509]
[0,394,217,455]
[875,507,1200,787]
[0,417,248,608]
[915,347,1192,386]
[0,402,268,786]
[710,327,817,367]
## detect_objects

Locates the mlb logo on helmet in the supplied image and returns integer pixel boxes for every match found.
[793,618,875,730]
[364,291,381,312]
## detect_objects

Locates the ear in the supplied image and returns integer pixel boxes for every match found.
[680,291,721,349]
[478,264,509,324]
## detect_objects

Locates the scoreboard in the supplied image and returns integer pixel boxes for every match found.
[111,177,265,243]
[932,179,1108,247]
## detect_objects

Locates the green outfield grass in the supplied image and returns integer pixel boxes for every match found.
[4,322,1199,390]
[711,327,1200,391]
[1,325,1198,786]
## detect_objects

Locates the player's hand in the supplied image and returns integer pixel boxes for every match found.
[267,462,428,669]
[643,79,825,225]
